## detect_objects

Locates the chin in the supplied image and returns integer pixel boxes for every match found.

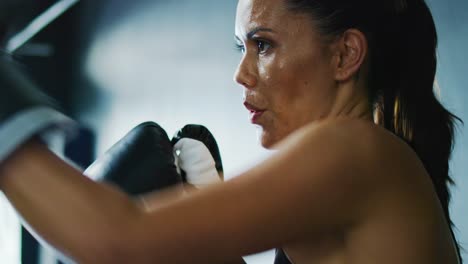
[260,138,274,149]
[258,129,282,150]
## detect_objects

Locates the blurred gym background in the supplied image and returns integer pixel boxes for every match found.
[0,0,466,263]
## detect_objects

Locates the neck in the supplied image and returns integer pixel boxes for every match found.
[326,79,373,122]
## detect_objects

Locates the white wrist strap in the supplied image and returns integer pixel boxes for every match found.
[0,106,77,162]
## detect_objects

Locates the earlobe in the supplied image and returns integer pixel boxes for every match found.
[334,29,368,82]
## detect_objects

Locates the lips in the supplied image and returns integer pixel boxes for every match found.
[244,102,265,123]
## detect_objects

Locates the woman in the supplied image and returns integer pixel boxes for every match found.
[0,0,463,263]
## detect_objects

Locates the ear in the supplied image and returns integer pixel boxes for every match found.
[332,29,368,82]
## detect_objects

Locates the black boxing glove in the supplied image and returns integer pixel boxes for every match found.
[0,54,76,164]
[171,124,223,188]
[84,122,182,196]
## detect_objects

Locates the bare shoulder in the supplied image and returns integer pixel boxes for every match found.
[271,117,436,220]
[277,119,453,261]
[274,118,389,178]
[288,118,433,200]
[299,122,460,264]
[284,117,424,174]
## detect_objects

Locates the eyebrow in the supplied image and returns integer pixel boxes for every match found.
[235,27,275,41]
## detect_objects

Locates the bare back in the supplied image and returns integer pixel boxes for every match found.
[281,120,460,264]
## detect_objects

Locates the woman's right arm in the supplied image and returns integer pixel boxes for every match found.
[0,139,143,262]
[0,119,377,263]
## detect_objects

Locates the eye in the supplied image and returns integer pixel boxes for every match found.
[235,42,245,54]
[234,39,271,55]
[256,40,271,54]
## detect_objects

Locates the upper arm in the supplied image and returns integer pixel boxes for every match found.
[127,121,376,263]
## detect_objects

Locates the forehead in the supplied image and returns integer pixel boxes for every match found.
[237,0,284,19]
[235,0,295,34]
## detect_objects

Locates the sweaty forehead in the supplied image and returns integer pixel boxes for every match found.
[235,0,289,35]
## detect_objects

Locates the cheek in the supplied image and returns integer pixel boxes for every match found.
[264,53,331,128]
[258,55,299,101]
[281,52,332,107]
[262,56,313,113]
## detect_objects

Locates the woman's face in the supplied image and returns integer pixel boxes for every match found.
[234,0,338,148]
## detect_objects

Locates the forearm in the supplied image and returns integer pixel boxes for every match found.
[0,139,140,262]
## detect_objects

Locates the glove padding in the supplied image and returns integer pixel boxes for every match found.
[0,55,76,163]
[172,125,223,188]
[84,122,182,196]
[172,124,223,174]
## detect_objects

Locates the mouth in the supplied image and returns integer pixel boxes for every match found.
[243,102,266,124]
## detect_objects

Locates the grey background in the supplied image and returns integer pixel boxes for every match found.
[0,0,466,263]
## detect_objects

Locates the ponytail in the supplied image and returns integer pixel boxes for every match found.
[372,1,463,261]
[372,1,460,175]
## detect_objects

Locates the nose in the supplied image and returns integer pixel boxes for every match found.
[233,54,257,89]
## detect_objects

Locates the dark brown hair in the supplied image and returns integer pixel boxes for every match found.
[285,0,463,262]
